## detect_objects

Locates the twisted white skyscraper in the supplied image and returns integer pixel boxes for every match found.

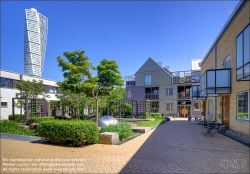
[24,8,48,77]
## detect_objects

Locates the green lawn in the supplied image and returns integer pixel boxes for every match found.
[137,117,167,127]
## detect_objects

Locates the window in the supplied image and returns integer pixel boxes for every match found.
[236,24,250,80]
[225,56,230,68]
[0,77,13,88]
[208,100,213,116]
[144,74,151,86]
[1,102,7,108]
[166,103,173,111]
[237,91,250,120]
[194,102,201,110]
[166,88,173,95]
[49,86,57,94]
[127,90,132,98]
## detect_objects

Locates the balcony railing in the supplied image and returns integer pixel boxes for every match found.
[200,68,231,96]
[171,70,201,84]
[178,92,190,99]
[145,93,159,100]
[190,85,206,100]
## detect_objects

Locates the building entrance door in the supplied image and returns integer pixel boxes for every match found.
[178,105,191,117]
[222,96,230,129]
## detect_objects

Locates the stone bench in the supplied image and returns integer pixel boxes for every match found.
[99,132,119,145]
[131,126,151,133]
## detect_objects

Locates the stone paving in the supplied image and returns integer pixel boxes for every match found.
[1,118,249,173]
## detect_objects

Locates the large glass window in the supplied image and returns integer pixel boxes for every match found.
[49,86,57,94]
[0,77,13,88]
[166,88,173,95]
[236,24,250,80]
[237,91,250,120]
[144,74,151,86]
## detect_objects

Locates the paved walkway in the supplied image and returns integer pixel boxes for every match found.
[1,118,249,173]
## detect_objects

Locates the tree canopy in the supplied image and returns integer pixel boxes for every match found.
[57,50,124,123]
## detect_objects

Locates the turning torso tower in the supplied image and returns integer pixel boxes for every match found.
[24,8,48,77]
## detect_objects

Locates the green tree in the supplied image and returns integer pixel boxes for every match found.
[55,90,88,119]
[57,50,124,124]
[16,79,48,99]
[15,79,49,120]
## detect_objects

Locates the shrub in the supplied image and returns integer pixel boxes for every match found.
[27,116,54,125]
[0,120,37,136]
[8,114,25,123]
[38,120,99,146]
[101,122,134,141]
[150,113,162,118]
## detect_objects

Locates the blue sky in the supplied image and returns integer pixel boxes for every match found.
[1,1,239,82]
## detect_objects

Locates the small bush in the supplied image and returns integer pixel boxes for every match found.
[101,122,134,141]
[150,113,162,118]
[27,116,54,125]
[38,120,99,146]
[8,114,25,123]
[0,120,37,136]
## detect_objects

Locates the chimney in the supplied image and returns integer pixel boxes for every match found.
[157,62,162,67]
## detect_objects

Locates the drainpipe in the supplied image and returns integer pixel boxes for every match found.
[214,45,217,121]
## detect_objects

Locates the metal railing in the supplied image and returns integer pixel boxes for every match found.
[145,93,159,99]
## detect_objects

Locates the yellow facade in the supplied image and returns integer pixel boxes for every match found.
[200,1,250,136]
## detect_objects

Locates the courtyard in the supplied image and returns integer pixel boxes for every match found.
[1,118,249,173]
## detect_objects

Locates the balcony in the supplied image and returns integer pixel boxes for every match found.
[125,75,135,86]
[171,70,200,84]
[145,93,159,100]
[178,92,190,99]
[190,85,206,100]
[200,68,231,96]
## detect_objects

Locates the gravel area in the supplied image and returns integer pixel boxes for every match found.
[224,129,250,146]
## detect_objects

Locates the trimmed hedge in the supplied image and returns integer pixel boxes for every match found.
[8,114,25,123]
[150,113,162,118]
[101,122,134,141]
[27,116,54,125]
[38,120,99,146]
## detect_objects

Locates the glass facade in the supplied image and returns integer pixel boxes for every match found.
[236,24,250,80]
[200,69,231,96]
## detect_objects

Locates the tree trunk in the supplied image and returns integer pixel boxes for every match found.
[95,92,99,125]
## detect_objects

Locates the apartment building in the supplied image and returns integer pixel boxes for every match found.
[199,0,249,136]
[126,58,202,117]
[0,69,60,120]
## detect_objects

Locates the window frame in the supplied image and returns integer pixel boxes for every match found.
[166,103,173,111]
[1,102,8,108]
[127,90,132,98]
[166,88,173,96]
[236,90,250,121]
[144,74,151,86]
[194,102,201,111]
[208,100,213,116]
[236,24,250,81]
[225,55,230,68]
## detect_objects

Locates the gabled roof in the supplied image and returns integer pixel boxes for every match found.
[134,57,173,76]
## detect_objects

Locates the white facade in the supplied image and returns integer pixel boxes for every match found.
[191,59,202,71]
[0,70,59,120]
[24,8,48,77]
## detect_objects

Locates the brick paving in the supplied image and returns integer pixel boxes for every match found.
[1,118,249,173]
